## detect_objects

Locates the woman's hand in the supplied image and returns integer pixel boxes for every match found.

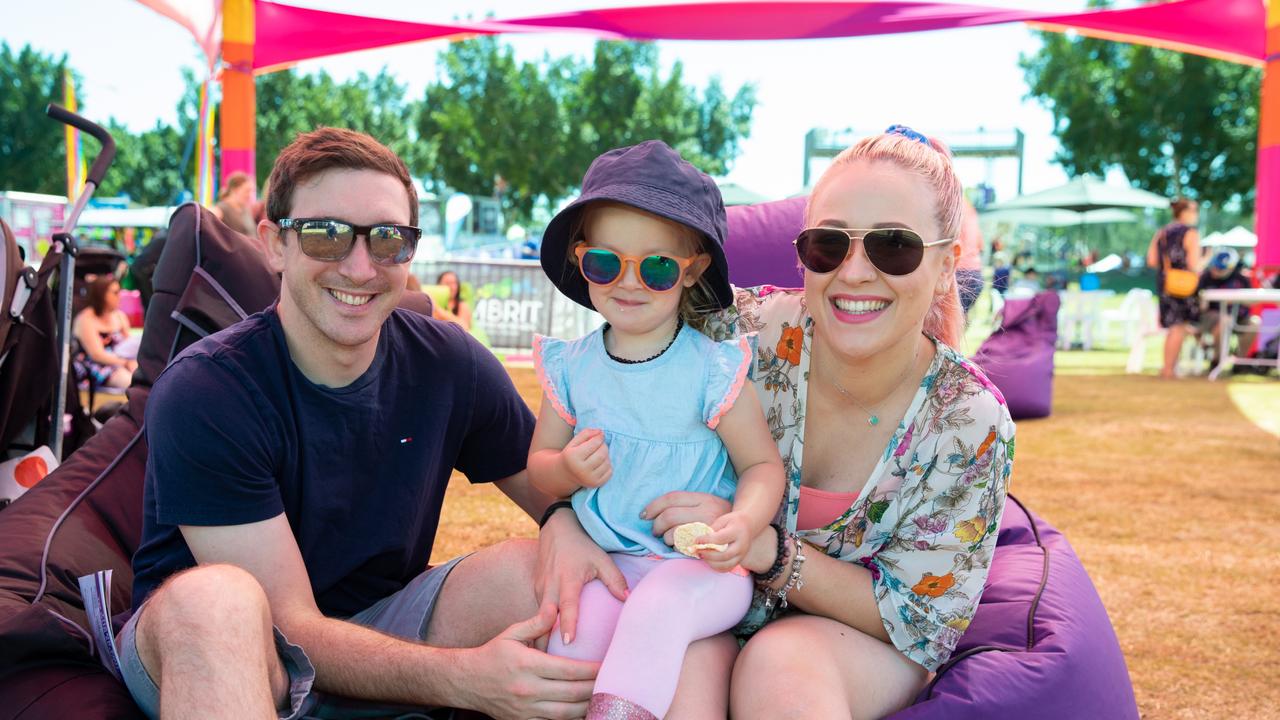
[536,508,628,646]
[643,491,732,546]
[740,523,784,577]
[562,429,612,488]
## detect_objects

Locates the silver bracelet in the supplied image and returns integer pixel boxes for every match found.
[763,533,807,613]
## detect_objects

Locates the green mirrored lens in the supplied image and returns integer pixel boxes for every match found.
[639,255,681,290]
[581,249,622,285]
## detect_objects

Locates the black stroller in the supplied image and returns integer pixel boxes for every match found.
[0,105,116,475]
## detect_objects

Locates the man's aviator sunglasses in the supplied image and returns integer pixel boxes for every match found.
[573,244,702,292]
[794,227,954,276]
[277,218,421,266]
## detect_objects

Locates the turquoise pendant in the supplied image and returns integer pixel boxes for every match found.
[868,415,879,426]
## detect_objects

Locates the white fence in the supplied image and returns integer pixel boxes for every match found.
[410,257,599,351]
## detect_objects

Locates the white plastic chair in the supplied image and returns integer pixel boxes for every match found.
[1124,297,1163,374]
[1057,290,1111,350]
[1099,288,1155,348]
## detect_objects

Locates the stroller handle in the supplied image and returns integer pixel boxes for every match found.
[45,103,116,188]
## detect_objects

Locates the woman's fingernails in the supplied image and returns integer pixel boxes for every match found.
[563,632,571,645]
[639,510,648,519]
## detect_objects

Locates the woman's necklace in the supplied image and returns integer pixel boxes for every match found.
[605,317,683,364]
[823,348,921,427]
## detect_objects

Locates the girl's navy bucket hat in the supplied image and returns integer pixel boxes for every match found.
[540,140,733,311]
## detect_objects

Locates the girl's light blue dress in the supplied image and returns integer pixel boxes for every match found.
[533,323,755,559]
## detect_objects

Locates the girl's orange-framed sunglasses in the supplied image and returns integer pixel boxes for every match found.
[573,244,704,292]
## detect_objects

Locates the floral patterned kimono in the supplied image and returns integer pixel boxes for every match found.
[707,286,1016,672]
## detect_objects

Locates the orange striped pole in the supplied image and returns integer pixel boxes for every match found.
[1260,0,1279,267]
[220,0,256,189]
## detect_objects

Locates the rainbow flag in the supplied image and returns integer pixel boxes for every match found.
[194,79,218,207]
[62,69,86,202]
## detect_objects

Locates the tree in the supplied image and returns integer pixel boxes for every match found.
[255,68,420,189]
[1021,19,1260,210]
[419,36,575,220]
[96,122,189,206]
[0,43,76,195]
[417,38,758,222]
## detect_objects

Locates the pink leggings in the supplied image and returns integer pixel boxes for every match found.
[548,553,752,719]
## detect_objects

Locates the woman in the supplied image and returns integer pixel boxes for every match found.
[73,275,137,389]
[433,270,473,330]
[544,126,1015,719]
[1146,198,1202,378]
[212,171,257,237]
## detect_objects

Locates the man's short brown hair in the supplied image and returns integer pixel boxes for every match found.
[265,127,418,226]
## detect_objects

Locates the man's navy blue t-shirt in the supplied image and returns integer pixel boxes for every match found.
[131,306,535,617]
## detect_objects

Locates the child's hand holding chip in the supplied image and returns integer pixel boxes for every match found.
[678,511,754,573]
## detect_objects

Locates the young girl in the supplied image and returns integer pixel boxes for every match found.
[529,140,785,720]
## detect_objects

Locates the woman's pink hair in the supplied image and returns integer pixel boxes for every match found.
[805,131,966,348]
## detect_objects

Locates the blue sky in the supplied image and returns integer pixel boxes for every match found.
[5,0,1108,203]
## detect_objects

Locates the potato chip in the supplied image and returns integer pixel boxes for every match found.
[672,521,727,557]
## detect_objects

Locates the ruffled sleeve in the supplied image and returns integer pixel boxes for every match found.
[532,334,575,427]
[702,333,757,429]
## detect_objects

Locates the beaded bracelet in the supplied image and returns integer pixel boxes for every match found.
[774,534,807,610]
[753,522,788,585]
[762,532,807,613]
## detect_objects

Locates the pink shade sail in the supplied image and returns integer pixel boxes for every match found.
[498,2,1045,41]
[252,1,506,72]
[496,0,1265,65]
[1033,0,1265,66]
[135,0,223,69]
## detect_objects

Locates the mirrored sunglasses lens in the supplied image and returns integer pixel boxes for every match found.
[639,256,682,291]
[298,221,354,260]
[369,225,413,264]
[864,229,925,275]
[581,249,622,285]
[797,230,849,273]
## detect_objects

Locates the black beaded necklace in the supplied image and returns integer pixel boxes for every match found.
[604,317,684,364]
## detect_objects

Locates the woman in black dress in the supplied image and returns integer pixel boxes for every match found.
[1146,198,1202,378]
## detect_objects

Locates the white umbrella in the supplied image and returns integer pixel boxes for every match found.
[1209,226,1257,248]
[980,207,1137,228]
[985,175,1168,213]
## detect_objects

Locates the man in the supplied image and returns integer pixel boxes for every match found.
[117,128,625,720]
[1197,248,1253,366]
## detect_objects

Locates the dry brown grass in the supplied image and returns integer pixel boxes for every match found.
[433,365,1280,719]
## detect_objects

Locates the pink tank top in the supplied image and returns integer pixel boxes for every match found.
[796,485,859,531]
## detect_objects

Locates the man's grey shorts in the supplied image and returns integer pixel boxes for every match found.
[115,556,465,720]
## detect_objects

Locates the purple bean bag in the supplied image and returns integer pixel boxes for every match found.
[724,205,1137,719]
[973,292,1060,420]
[892,496,1137,719]
[725,196,805,287]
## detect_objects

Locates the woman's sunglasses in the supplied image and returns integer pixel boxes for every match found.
[278,218,421,266]
[794,227,954,276]
[573,244,701,292]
